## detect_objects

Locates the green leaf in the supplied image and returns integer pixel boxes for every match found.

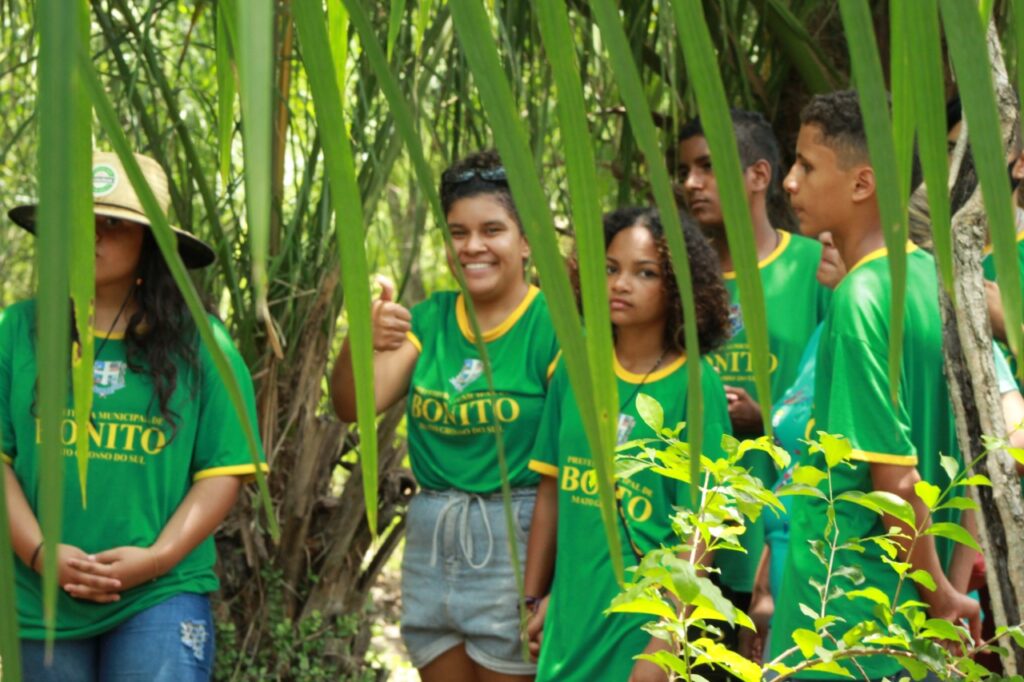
[908,569,938,592]
[846,586,892,609]
[386,0,405,60]
[791,464,828,488]
[839,0,908,405]
[820,433,852,469]
[902,1,954,298]
[636,393,665,434]
[84,60,278,540]
[589,0,710,507]
[607,594,678,621]
[215,0,237,186]
[924,522,981,551]
[446,0,623,581]
[792,628,822,658]
[842,489,917,528]
[293,0,379,537]
[236,0,275,346]
[37,0,91,638]
[942,0,1024,374]
[939,454,960,483]
[806,661,855,678]
[959,474,992,487]
[935,495,978,512]
[922,617,964,642]
[667,0,773,439]
[913,480,941,510]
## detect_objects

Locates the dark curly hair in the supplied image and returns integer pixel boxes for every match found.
[602,207,731,354]
[674,109,795,230]
[439,149,522,230]
[799,89,870,167]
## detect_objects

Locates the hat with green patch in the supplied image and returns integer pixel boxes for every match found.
[8,151,216,269]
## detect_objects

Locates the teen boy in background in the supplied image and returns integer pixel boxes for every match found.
[674,110,830,635]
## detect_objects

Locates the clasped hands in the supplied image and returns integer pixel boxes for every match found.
[38,543,162,603]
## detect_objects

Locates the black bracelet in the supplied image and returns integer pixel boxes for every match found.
[29,541,44,572]
[522,595,543,614]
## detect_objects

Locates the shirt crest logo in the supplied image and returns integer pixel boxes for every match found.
[449,359,484,393]
[728,303,744,338]
[93,360,127,397]
[616,413,636,445]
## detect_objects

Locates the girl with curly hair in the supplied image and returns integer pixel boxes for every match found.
[522,207,732,682]
[3,151,266,681]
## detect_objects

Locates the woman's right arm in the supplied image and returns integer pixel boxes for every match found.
[330,279,420,421]
[4,463,122,600]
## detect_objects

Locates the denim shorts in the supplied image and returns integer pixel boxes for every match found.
[400,487,536,675]
[20,592,214,682]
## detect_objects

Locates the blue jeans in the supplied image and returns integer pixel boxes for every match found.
[20,592,214,682]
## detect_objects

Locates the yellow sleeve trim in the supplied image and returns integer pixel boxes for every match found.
[0,453,11,465]
[406,331,422,353]
[722,230,791,279]
[456,285,539,343]
[849,449,918,466]
[193,462,270,482]
[529,460,559,478]
[546,351,562,381]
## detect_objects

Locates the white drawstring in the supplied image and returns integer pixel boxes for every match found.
[429,493,495,569]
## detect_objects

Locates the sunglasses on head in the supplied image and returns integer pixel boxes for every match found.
[441,166,508,187]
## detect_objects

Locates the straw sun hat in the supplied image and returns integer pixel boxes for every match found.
[8,151,215,269]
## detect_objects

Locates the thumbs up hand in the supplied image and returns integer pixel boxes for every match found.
[372,275,412,352]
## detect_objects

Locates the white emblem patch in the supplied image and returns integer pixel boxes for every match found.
[449,359,484,393]
[616,413,636,446]
[93,360,127,397]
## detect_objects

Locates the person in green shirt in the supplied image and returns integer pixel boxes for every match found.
[769,89,980,681]
[331,150,558,681]
[522,207,732,682]
[3,151,267,681]
[674,109,830,640]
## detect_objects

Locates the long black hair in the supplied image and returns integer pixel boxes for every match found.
[601,207,731,354]
[63,230,202,441]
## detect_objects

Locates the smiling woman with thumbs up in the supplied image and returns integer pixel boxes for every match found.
[332,150,558,682]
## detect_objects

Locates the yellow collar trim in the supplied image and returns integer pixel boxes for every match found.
[982,225,1024,257]
[456,285,539,343]
[614,352,687,384]
[94,330,125,340]
[847,242,918,276]
[722,230,790,280]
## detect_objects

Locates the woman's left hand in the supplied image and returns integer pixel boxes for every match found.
[74,546,161,593]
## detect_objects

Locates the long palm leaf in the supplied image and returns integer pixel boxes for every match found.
[83,58,278,540]
[447,0,626,582]
[292,0,381,537]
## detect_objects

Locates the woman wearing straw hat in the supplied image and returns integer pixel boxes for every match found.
[2,151,267,681]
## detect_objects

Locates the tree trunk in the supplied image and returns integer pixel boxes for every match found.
[938,21,1024,675]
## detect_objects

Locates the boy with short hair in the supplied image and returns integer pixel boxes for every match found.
[675,110,830,622]
[770,89,980,680]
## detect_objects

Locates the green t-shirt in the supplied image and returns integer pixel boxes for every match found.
[711,230,830,593]
[406,285,558,493]
[982,225,1024,385]
[530,353,730,682]
[771,246,959,680]
[0,300,267,639]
